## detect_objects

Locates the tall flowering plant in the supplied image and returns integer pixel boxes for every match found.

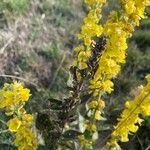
[0,0,150,150]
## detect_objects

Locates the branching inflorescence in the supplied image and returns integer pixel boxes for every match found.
[72,0,150,149]
[0,0,149,150]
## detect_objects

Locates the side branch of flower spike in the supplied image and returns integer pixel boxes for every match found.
[107,74,150,150]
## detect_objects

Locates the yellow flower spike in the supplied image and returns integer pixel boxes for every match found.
[124,1,136,15]
[91,0,149,94]
[107,74,150,148]
[7,117,22,132]
[74,0,105,76]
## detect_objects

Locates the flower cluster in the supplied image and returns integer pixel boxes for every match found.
[0,82,37,150]
[78,99,105,149]
[0,82,30,109]
[107,74,150,149]
[87,99,105,120]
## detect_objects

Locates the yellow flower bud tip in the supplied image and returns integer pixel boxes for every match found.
[64,123,70,129]
[88,100,98,109]
[5,111,14,116]
[78,135,85,141]
[18,107,26,115]
[79,62,88,69]
[91,124,97,132]
[107,139,121,150]
[84,37,92,46]
[96,8,102,13]
[95,110,101,120]
[7,118,22,132]
[91,40,96,45]
[85,122,97,132]
[146,74,150,82]
[98,100,105,109]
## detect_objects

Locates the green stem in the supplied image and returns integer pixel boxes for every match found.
[0,129,9,134]
[0,119,7,125]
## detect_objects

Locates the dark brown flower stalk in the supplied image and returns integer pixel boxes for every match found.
[35,35,107,149]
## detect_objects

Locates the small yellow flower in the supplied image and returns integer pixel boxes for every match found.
[5,111,14,116]
[98,99,105,109]
[79,62,88,69]
[78,135,93,148]
[107,139,121,150]
[91,124,97,132]
[22,114,33,126]
[96,8,102,13]
[85,121,97,132]
[84,37,92,46]
[7,118,22,132]
[95,110,101,120]
[102,80,114,93]
[88,100,98,109]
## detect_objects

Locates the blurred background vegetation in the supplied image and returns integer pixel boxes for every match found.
[0,0,149,149]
